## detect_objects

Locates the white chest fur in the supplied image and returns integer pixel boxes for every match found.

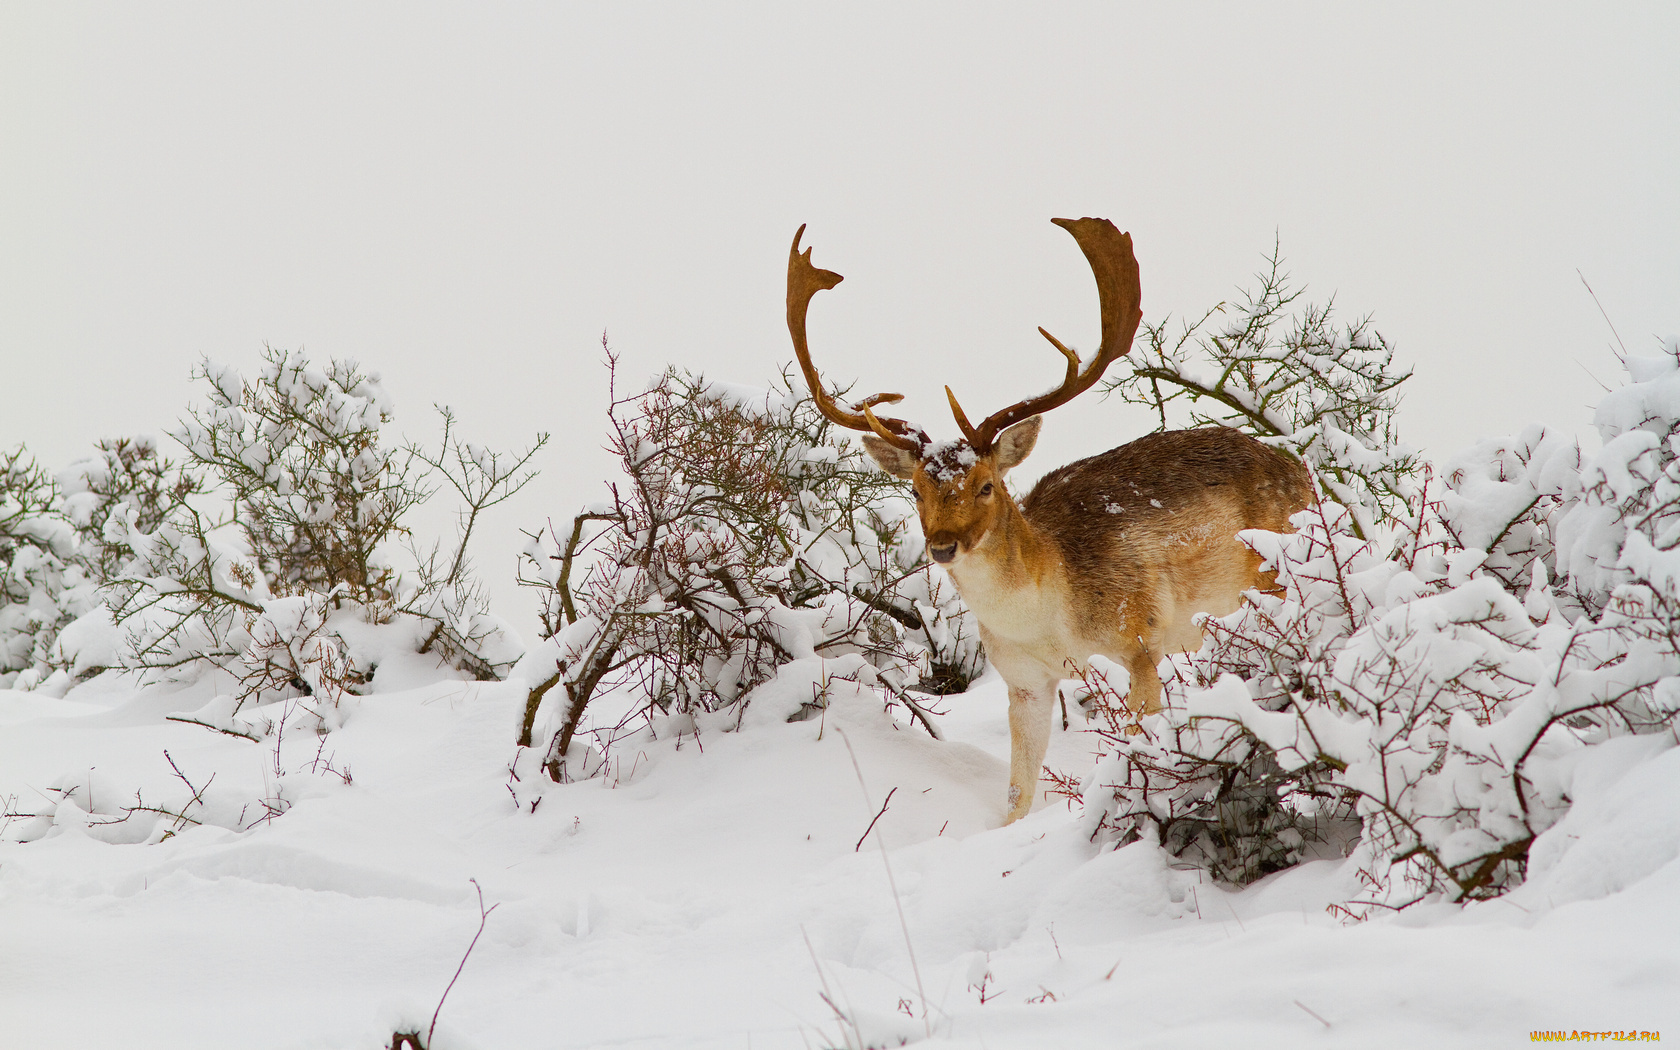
[946,551,1081,682]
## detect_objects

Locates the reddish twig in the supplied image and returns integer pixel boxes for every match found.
[428,879,500,1048]
[1294,999,1331,1028]
[854,786,897,853]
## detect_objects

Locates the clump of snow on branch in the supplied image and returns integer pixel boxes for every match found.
[58,436,205,588]
[1076,340,1680,914]
[513,349,978,782]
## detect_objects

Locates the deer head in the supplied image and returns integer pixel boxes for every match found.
[786,217,1143,564]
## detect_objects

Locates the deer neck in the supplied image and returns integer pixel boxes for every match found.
[943,492,1064,637]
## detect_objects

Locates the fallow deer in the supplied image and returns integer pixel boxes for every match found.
[786,217,1315,824]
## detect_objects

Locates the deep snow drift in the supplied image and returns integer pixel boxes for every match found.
[2,656,1675,1049]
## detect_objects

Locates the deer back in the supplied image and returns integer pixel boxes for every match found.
[1019,426,1314,639]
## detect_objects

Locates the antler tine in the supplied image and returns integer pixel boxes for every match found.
[1035,327,1083,385]
[787,225,924,453]
[944,386,983,447]
[962,217,1144,452]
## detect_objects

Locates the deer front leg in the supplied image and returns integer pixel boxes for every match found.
[1004,682,1056,824]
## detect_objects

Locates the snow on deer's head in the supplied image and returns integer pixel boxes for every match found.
[859,421,1040,563]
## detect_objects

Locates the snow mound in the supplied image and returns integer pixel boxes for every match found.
[3,665,1676,1048]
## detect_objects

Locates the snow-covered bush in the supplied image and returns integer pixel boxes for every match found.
[1076,341,1680,913]
[174,347,425,609]
[103,346,543,721]
[515,353,977,780]
[1,445,96,688]
[1103,247,1419,538]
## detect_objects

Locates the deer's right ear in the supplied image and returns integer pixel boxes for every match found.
[860,434,919,479]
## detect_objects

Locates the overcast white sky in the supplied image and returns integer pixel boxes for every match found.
[3,4,1676,627]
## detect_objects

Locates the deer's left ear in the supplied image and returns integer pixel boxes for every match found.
[993,415,1042,472]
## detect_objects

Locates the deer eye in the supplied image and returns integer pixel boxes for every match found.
[979,483,994,497]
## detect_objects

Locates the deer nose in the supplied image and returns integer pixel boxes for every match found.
[928,543,957,564]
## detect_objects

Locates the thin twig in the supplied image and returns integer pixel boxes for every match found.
[801,925,856,1048]
[428,879,500,1048]
[854,787,897,852]
[1294,999,1331,1029]
[896,691,944,740]
[164,715,260,742]
[124,804,203,827]
[161,750,215,831]
[1576,270,1629,360]
[836,729,930,1039]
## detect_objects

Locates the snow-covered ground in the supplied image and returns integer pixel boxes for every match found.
[3,658,1676,1049]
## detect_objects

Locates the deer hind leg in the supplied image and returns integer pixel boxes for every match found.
[1247,545,1286,599]
[1004,682,1056,825]
[1122,642,1164,720]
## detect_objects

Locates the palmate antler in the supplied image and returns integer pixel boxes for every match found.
[787,217,1143,455]
[947,218,1144,452]
[786,225,927,452]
